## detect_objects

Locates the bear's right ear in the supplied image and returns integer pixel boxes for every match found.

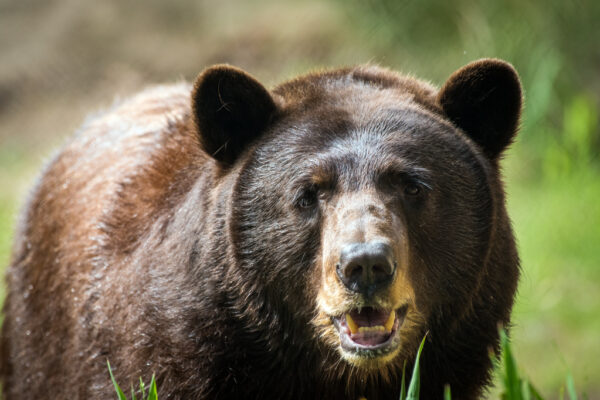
[192,65,278,166]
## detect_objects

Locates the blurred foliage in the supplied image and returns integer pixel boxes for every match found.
[0,0,598,397]
[337,0,600,178]
[543,95,599,179]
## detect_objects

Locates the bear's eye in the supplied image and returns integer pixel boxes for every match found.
[404,183,421,196]
[378,170,426,198]
[297,188,318,209]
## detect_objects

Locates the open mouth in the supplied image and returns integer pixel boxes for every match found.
[332,306,407,357]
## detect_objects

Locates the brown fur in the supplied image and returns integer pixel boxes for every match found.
[1,60,521,399]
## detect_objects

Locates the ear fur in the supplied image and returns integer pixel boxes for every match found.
[192,65,277,166]
[437,59,522,160]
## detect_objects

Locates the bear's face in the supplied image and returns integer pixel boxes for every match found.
[192,60,521,371]
[230,99,494,370]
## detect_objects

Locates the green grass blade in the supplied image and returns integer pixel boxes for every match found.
[500,328,521,400]
[107,361,128,400]
[139,377,147,399]
[131,384,137,400]
[444,384,451,400]
[521,380,532,400]
[406,333,427,400]
[566,373,578,400]
[528,381,545,400]
[147,374,158,400]
[400,360,406,400]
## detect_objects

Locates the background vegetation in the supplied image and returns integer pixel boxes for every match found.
[0,0,598,397]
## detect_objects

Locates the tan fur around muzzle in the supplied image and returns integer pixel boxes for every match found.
[313,191,418,363]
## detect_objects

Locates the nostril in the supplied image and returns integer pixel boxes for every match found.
[372,264,386,277]
[347,263,363,280]
[337,261,363,280]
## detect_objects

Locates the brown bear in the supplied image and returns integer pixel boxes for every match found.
[0,59,521,399]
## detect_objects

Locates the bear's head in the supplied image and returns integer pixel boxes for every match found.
[192,59,521,380]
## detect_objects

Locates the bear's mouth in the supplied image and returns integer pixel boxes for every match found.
[332,306,407,357]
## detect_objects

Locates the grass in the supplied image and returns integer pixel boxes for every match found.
[400,329,582,399]
[108,361,158,400]
[505,155,600,393]
[402,334,427,400]
[107,330,580,399]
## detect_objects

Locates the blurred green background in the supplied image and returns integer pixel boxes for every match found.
[0,0,598,397]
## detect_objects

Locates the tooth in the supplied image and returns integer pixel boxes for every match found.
[359,326,385,333]
[346,313,358,334]
[384,311,395,332]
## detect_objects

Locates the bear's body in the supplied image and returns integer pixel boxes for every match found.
[1,60,521,399]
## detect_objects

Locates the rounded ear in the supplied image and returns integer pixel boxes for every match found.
[437,59,522,160]
[192,65,277,166]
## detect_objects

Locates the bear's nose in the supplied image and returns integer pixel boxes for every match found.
[336,241,396,296]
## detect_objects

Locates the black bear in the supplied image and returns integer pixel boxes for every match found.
[1,59,522,399]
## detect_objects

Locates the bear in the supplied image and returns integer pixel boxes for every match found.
[0,58,522,399]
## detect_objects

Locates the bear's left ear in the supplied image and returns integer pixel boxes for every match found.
[192,65,278,166]
[437,59,522,160]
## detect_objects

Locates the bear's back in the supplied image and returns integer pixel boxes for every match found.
[1,83,208,398]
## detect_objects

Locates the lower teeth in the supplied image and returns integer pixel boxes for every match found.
[358,326,386,333]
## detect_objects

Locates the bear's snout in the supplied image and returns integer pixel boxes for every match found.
[318,191,411,315]
[336,241,396,297]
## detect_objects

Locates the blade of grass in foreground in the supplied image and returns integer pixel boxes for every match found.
[107,361,158,400]
[406,333,427,400]
[500,328,521,400]
[107,361,128,400]
[566,373,578,400]
[399,360,407,400]
[147,374,158,400]
[497,327,546,400]
[523,379,544,400]
[444,384,451,400]
[139,377,147,399]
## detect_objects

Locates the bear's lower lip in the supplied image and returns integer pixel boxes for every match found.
[332,306,407,356]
